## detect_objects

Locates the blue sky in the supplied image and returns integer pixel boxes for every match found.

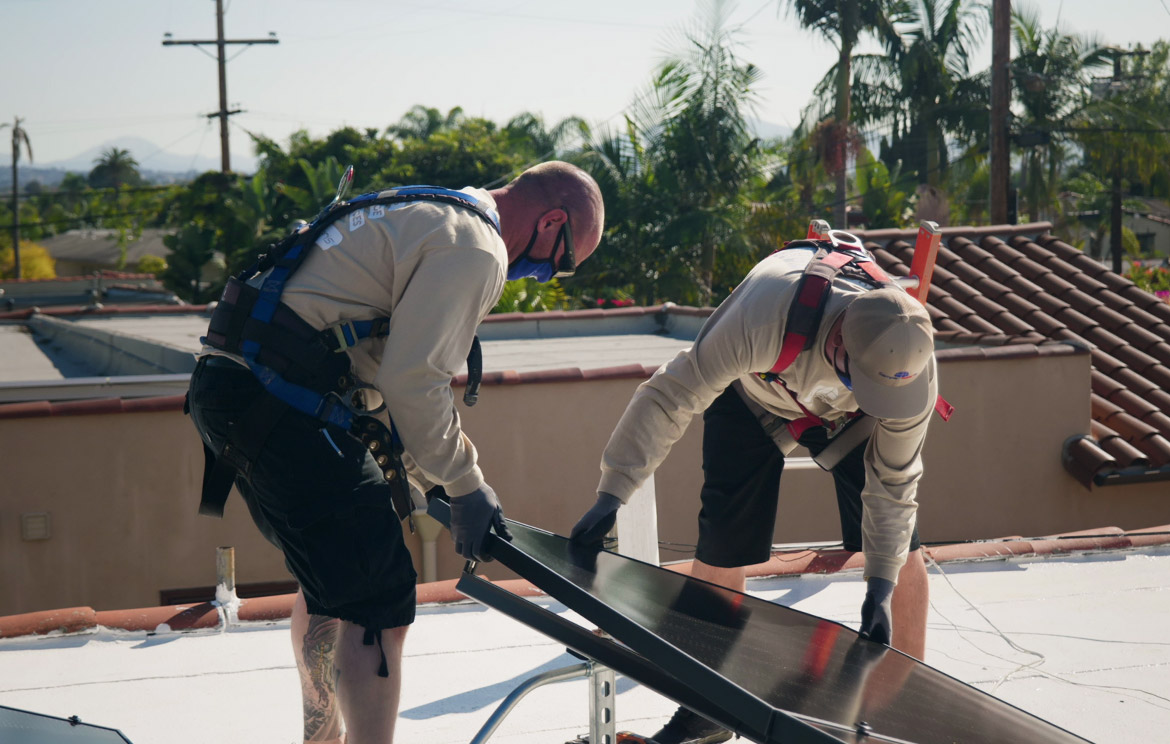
[3,0,1169,173]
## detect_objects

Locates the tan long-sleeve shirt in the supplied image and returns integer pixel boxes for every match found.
[202,188,506,497]
[598,247,936,582]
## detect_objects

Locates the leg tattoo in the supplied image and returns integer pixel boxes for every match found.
[301,614,342,741]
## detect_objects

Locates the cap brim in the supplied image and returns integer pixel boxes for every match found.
[850,360,933,420]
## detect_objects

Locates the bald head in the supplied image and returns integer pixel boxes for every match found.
[491,161,605,266]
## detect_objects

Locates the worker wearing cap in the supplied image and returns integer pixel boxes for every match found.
[571,243,936,744]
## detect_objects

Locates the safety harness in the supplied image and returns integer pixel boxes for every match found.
[194,186,501,526]
[757,233,953,452]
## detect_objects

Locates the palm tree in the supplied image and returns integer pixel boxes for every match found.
[1010,4,1106,221]
[779,0,904,227]
[89,147,141,197]
[2,117,34,278]
[502,112,590,162]
[845,0,986,189]
[386,105,465,141]
[896,0,985,187]
[658,0,764,302]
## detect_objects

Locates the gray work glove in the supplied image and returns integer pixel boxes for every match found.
[449,484,511,562]
[570,492,622,546]
[859,576,895,646]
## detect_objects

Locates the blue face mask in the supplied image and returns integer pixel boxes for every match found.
[506,214,577,283]
[507,257,557,282]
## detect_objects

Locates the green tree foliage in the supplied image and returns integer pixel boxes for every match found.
[855,148,911,227]
[1075,42,1170,211]
[577,0,767,305]
[492,278,569,313]
[136,254,168,276]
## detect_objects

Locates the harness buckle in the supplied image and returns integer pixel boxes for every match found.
[330,320,360,352]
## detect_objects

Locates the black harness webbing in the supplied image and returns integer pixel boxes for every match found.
[193,186,500,526]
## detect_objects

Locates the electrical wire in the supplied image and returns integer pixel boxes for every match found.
[924,552,1170,710]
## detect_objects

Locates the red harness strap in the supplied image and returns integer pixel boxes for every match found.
[762,240,954,424]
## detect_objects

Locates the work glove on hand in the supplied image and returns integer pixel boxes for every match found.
[858,576,895,646]
[449,484,512,562]
[570,492,622,546]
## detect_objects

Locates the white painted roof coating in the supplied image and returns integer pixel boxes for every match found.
[2,547,1168,744]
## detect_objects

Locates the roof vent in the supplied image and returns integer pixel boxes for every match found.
[20,512,51,541]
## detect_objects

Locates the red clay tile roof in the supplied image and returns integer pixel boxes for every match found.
[2,525,1166,639]
[858,222,1170,488]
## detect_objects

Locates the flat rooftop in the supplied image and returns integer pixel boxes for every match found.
[1,544,1168,744]
[0,306,705,392]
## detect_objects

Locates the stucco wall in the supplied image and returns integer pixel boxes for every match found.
[3,347,1165,616]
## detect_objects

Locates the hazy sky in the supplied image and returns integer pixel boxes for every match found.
[3,0,1169,173]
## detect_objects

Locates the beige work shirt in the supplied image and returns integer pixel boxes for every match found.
[597,247,937,582]
[201,188,507,498]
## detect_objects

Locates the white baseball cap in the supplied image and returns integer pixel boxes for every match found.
[842,288,934,419]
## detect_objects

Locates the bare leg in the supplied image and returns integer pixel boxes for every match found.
[689,559,747,593]
[692,552,928,660]
[335,622,409,744]
[891,549,929,660]
[292,589,344,743]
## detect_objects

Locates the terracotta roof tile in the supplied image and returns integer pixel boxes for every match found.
[1053,306,1098,335]
[947,261,989,287]
[1105,387,1161,424]
[962,314,1006,335]
[1110,344,1161,376]
[1144,341,1170,367]
[1033,271,1079,298]
[933,295,977,321]
[1090,305,1141,335]
[1081,326,1130,355]
[935,318,967,333]
[963,293,1008,318]
[1120,301,1168,331]
[1112,366,1159,397]
[1061,287,1106,312]
[998,274,1044,301]
[1143,411,1170,439]
[927,264,958,287]
[992,313,1037,337]
[1022,310,1067,336]
[1092,429,1152,468]
[1098,271,1136,293]
[995,292,1039,316]
[1062,436,1118,489]
[969,275,1013,301]
[1147,388,1170,413]
[1066,271,1109,296]
[1090,370,1125,398]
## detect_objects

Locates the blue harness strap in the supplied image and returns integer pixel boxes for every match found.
[238,186,502,432]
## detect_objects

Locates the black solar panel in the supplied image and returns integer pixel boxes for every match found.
[0,705,133,744]
[433,499,1092,744]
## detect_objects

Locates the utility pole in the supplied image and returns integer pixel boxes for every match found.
[989,0,1011,225]
[164,0,277,173]
[1097,46,1149,274]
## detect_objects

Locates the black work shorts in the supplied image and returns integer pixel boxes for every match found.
[188,356,417,630]
[695,387,921,568]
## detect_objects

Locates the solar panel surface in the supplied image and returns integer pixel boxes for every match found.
[459,513,1093,744]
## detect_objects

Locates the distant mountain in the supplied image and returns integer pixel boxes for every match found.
[30,136,259,178]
